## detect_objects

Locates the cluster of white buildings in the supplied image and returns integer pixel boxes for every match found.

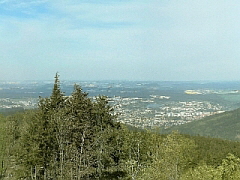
[109,96,225,129]
[0,94,226,129]
[0,98,37,110]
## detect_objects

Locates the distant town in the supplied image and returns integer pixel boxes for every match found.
[1,80,240,128]
[110,96,225,129]
[0,95,226,129]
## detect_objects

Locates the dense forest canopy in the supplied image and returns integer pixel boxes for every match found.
[163,107,240,141]
[1,75,240,179]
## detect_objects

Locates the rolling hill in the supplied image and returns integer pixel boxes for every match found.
[162,108,240,141]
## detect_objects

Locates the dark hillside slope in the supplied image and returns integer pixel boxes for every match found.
[163,108,240,141]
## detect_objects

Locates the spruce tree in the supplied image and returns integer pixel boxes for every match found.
[50,73,64,109]
[15,75,126,179]
[16,74,65,179]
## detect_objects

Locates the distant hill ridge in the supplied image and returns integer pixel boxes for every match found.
[163,108,240,141]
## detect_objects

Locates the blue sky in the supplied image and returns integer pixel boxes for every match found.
[1,0,240,81]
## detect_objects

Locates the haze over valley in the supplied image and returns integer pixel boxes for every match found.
[1,80,240,129]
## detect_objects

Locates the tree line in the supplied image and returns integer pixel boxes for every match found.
[2,74,240,179]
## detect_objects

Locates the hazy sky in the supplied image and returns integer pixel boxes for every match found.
[1,0,240,81]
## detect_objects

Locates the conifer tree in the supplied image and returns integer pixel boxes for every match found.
[50,73,65,109]
[16,74,66,179]
[15,75,126,179]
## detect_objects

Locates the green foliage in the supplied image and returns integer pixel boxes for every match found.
[163,108,240,141]
[182,153,240,179]
[9,75,125,179]
[121,130,162,179]
[190,135,240,166]
[0,114,7,179]
[137,132,197,180]
[6,107,240,179]
[5,74,240,179]
[181,163,222,180]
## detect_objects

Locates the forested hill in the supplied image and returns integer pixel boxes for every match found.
[3,75,240,179]
[162,107,240,141]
